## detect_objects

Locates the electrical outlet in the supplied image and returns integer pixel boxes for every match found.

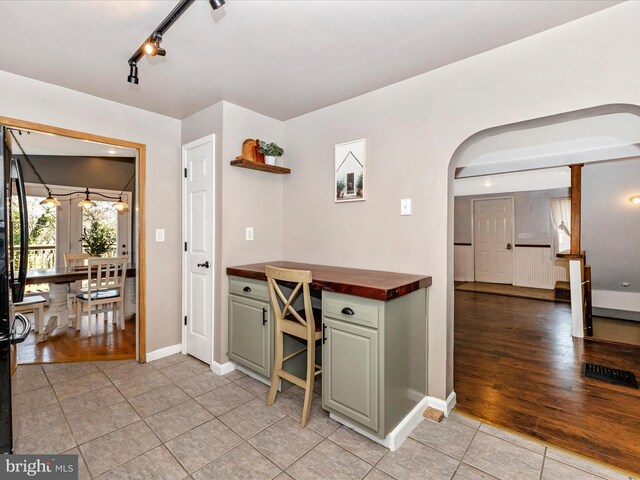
[400,199,412,216]
[246,227,254,241]
[155,228,165,242]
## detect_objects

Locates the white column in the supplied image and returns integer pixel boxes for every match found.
[569,259,584,338]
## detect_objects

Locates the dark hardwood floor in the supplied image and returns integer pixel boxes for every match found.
[17,311,136,364]
[455,291,640,475]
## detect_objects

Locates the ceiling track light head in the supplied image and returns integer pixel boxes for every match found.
[127,0,226,84]
[144,33,166,56]
[127,62,139,84]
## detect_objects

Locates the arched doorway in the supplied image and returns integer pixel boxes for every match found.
[447,104,640,473]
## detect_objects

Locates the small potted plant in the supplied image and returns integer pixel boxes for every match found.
[259,141,284,166]
[336,179,346,199]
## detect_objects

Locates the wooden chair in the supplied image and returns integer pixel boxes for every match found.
[14,295,46,334]
[75,256,128,337]
[265,265,322,427]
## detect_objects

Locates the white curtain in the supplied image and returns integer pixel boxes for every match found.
[550,197,571,257]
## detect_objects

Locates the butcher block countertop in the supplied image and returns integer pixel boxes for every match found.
[226,261,431,301]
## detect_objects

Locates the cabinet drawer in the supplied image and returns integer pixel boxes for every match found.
[229,276,269,302]
[323,293,381,329]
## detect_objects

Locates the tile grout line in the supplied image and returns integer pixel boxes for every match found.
[538,446,547,480]
[452,418,483,479]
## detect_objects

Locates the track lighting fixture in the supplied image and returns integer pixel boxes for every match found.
[144,34,166,57]
[127,62,139,85]
[127,0,225,84]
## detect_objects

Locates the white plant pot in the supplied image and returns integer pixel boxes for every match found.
[265,155,277,166]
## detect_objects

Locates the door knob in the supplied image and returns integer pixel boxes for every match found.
[506,243,512,250]
[197,261,210,268]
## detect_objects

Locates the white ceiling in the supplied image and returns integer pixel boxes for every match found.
[10,129,136,157]
[0,0,620,120]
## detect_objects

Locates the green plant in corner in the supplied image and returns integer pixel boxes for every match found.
[79,211,116,257]
[259,141,285,157]
[336,179,346,198]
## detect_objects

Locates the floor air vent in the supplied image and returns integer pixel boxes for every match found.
[582,363,639,389]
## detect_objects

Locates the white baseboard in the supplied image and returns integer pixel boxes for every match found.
[211,361,236,376]
[427,391,457,416]
[330,395,431,451]
[146,343,182,362]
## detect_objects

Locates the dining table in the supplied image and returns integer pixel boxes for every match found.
[26,264,137,342]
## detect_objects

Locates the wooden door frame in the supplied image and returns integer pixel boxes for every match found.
[471,196,515,284]
[0,116,147,362]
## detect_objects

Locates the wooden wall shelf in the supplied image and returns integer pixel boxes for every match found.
[230,159,290,174]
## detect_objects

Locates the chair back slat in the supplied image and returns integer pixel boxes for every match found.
[86,256,129,295]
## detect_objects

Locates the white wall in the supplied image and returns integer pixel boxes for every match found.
[282,2,640,401]
[0,70,182,353]
[182,101,284,363]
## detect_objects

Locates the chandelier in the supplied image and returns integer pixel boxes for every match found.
[11,130,132,212]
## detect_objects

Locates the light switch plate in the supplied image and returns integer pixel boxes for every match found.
[155,228,165,242]
[400,199,412,216]
[246,227,254,241]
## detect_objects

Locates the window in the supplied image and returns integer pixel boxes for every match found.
[24,183,132,268]
[550,197,571,255]
[25,196,57,269]
[81,201,118,257]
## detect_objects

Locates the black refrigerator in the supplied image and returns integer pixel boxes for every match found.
[0,125,32,454]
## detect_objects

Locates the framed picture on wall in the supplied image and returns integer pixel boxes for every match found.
[335,138,366,203]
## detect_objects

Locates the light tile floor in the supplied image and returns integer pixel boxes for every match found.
[13,355,637,480]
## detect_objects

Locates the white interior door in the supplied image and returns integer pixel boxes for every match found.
[182,135,215,364]
[474,198,513,284]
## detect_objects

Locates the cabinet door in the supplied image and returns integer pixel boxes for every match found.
[322,317,378,431]
[229,295,271,377]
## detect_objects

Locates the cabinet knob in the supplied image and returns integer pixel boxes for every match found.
[341,307,355,315]
[243,286,251,293]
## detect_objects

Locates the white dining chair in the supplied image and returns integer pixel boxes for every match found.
[14,295,46,334]
[64,252,94,322]
[75,256,128,337]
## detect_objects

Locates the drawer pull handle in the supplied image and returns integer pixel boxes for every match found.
[322,324,327,344]
[341,307,355,315]
[262,308,267,325]
[243,286,251,293]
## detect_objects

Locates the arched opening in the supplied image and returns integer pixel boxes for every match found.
[447,104,640,472]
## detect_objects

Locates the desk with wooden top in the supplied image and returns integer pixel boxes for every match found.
[27,264,136,342]
[226,261,431,448]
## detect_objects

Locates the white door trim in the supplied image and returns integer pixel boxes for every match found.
[471,196,515,283]
[181,134,215,364]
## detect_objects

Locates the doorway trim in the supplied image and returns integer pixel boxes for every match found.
[0,116,147,362]
[470,195,515,284]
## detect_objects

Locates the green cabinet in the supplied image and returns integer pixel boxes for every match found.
[322,289,427,440]
[322,317,379,430]
[228,285,272,378]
